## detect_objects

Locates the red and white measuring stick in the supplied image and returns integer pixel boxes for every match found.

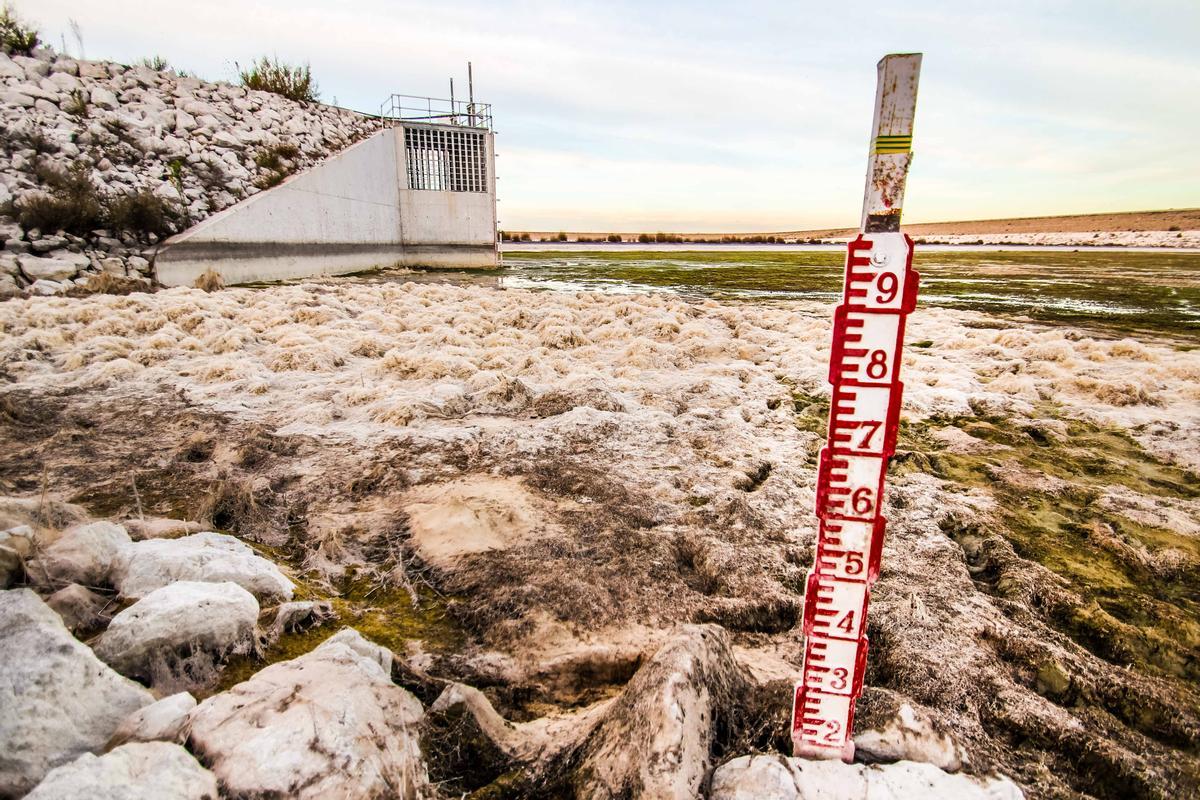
[791,231,919,760]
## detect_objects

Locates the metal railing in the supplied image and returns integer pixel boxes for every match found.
[379,94,493,131]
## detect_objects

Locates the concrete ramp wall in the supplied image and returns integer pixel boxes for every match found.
[156,126,497,287]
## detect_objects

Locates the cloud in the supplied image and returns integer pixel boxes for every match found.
[29,0,1200,230]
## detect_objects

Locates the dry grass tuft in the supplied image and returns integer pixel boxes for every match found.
[193,268,225,292]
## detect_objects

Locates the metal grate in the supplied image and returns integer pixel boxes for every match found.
[404,126,488,193]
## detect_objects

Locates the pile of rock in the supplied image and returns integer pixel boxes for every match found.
[0,46,383,296]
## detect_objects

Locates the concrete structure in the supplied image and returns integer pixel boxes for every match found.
[156,121,497,287]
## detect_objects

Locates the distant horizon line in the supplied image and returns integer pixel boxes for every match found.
[504,207,1200,236]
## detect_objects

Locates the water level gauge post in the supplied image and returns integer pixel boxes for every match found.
[791,52,923,762]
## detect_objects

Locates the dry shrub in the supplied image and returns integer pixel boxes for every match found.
[239,56,319,103]
[196,478,271,536]
[193,268,225,292]
[75,272,147,296]
[0,3,38,56]
[107,190,180,238]
[16,163,102,234]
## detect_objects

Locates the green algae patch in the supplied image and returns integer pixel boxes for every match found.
[502,249,1200,340]
[898,409,1200,681]
[209,569,465,698]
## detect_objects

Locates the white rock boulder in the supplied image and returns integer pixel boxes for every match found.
[186,628,427,799]
[95,580,259,681]
[121,517,204,541]
[709,755,1024,800]
[574,624,745,799]
[23,742,217,800]
[28,521,131,590]
[113,531,294,601]
[854,702,968,772]
[45,583,113,633]
[17,253,88,281]
[107,693,197,748]
[0,524,33,587]
[89,86,119,109]
[0,589,154,797]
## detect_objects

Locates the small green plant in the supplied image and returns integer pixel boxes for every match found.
[63,89,88,117]
[0,3,38,56]
[139,55,170,71]
[555,232,568,242]
[252,141,300,189]
[239,56,319,103]
[254,149,282,172]
[606,233,622,243]
[1167,225,1181,232]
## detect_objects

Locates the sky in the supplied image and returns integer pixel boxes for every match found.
[27,0,1200,232]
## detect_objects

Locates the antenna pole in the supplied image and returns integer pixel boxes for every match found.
[468,61,475,126]
[791,53,922,763]
[449,77,456,124]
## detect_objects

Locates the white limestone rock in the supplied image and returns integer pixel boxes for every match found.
[107,692,197,748]
[121,517,204,541]
[113,531,295,601]
[574,624,745,799]
[854,703,968,772]
[18,252,88,281]
[45,71,82,93]
[45,582,113,633]
[0,589,153,797]
[0,524,33,587]
[13,55,50,79]
[89,86,119,109]
[186,629,427,799]
[77,60,109,79]
[29,520,131,589]
[0,53,23,79]
[29,279,65,295]
[269,599,337,639]
[95,580,259,680]
[23,742,217,800]
[709,755,1025,800]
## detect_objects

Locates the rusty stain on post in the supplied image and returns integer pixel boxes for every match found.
[861,54,922,233]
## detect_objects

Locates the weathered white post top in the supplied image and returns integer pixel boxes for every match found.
[861,54,922,232]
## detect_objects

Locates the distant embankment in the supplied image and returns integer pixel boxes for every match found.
[0,46,381,296]
[508,208,1200,248]
[786,208,1200,239]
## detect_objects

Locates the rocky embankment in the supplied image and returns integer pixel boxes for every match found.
[0,46,382,296]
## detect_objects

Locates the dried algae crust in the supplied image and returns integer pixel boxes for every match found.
[403,477,561,569]
[1,278,1198,798]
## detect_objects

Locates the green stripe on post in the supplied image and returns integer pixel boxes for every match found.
[872,134,912,154]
